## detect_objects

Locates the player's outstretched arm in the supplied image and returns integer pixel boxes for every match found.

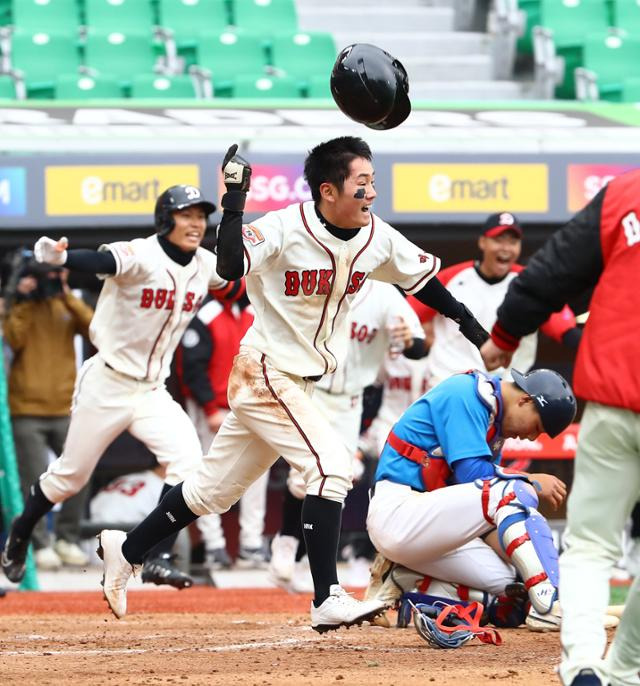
[34,235,117,275]
[412,277,489,349]
[216,143,252,280]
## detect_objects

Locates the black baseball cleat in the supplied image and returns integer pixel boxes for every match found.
[1,519,29,583]
[141,553,193,589]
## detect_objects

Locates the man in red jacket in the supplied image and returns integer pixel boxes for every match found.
[481,172,640,686]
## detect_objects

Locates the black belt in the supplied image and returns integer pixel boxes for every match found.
[104,361,146,382]
[304,374,322,382]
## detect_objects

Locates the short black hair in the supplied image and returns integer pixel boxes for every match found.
[304,136,372,202]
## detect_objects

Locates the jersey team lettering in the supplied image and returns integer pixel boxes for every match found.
[139,288,203,312]
[284,270,366,297]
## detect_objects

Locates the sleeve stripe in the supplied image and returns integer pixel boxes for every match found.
[491,322,520,351]
[404,255,441,293]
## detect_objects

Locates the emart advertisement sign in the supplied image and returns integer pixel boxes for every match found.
[566,164,636,212]
[45,165,200,215]
[392,164,548,213]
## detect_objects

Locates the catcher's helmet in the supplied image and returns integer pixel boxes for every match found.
[511,368,577,438]
[154,185,216,237]
[330,43,411,130]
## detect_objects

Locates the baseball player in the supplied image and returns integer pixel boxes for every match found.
[269,279,426,591]
[481,170,640,686]
[409,212,581,388]
[178,297,270,569]
[1,185,243,589]
[365,367,576,627]
[97,136,490,632]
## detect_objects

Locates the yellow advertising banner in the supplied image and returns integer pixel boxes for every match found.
[392,164,548,213]
[45,165,200,215]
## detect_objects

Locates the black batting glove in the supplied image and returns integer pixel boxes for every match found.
[221,143,252,212]
[455,304,490,349]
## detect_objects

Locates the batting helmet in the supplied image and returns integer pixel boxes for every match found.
[330,43,411,130]
[511,368,577,438]
[154,185,216,237]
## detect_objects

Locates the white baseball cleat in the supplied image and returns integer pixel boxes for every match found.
[526,600,620,632]
[310,584,387,633]
[268,534,298,585]
[97,530,140,619]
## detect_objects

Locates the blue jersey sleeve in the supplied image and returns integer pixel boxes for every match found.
[451,456,496,484]
[428,375,492,467]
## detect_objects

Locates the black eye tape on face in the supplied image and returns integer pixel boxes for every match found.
[354,188,366,199]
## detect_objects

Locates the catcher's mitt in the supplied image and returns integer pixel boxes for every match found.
[411,601,502,649]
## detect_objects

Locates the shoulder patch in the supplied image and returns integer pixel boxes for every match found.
[242,224,265,246]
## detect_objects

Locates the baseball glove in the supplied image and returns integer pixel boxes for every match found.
[411,601,502,649]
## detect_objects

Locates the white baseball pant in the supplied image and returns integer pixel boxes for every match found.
[182,347,353,517]
[39,356,202,504]
[367,480,517,595]
[186,400,269,550]
[286,387,362,499]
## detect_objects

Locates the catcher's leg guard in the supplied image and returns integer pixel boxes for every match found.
[490,479,559,614]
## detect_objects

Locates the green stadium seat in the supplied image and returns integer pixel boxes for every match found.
[11,0,80,33]
[305,73,331,98]
[232,0,297,33]
[539,0,611,98]
[84,0,155,33]
[158,0,230,48]
[270,31,336,86]
[231,73,300,97]
[83,31,159,86]
[9,29,80,96]
[54,72,123,98]
[613,0,640,32]
[195,29,267,93]
[621,76,640,101]
[130,73,198,98]
[582,31,640,101]
[0,73,17,98]
[517,0,541,55]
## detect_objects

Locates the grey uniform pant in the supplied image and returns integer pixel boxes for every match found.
[12,415,89,550]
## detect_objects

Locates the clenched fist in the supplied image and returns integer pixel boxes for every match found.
[34,236,68,266]
[221,143,252,211]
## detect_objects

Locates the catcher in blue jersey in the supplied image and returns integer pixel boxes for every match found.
[365,368,577,634]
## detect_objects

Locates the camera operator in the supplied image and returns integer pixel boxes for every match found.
[2,253,94,572]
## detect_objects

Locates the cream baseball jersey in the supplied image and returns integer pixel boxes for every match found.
[316,280,424,396]
[90,235,229,382]
[239,201,440,378]
[424,263,539,383]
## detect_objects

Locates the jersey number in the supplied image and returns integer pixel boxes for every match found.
[622,211,640,247]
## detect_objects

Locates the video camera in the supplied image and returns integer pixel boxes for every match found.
[1,247,63,310]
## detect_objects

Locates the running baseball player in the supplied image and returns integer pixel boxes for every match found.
[97,136,490,632]
[1,185,243,589]
[269,279,426,591]
[365,366,576,629]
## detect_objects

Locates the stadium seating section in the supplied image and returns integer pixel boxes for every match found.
[517,0,640,100]
[1,0,638,101]
[0,0,336,99]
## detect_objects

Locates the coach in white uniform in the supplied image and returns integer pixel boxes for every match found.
[1,185,242,589]
[98,137,490,632]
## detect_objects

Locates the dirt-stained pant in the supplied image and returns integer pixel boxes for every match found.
[39,355,203,504]
[559,403,640,686]
[186,401,269,551]
[182,347,353,517]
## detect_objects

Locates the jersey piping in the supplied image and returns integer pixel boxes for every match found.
[261,353,328,496]
[299,203,339,375]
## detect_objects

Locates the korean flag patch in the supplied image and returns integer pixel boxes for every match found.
[242,224,265,246]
